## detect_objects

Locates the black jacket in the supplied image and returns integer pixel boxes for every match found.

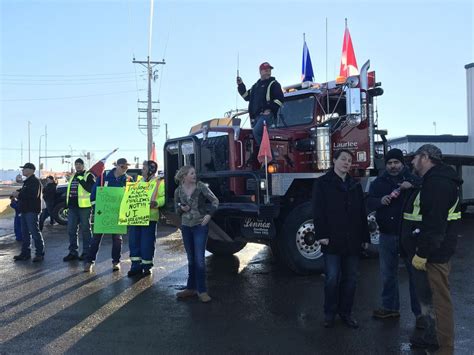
[238,77,284,120]
[18,175,42,213]
[42,182,57,204]
[367,167,421,235]
[417,164,462,262]
[312,170,370,256]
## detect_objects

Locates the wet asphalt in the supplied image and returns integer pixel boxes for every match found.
[0,219,473,355]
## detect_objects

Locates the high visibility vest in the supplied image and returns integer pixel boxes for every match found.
[66,172,92,208]
[135,176,165,222]
[403,191,461,222]
[150,178,165,222]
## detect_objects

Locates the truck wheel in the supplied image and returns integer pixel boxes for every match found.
[275,202,324,275]
[52,202,68,225]
[206,239,247,255]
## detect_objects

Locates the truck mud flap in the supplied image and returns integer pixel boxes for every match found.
[240,217,275,239]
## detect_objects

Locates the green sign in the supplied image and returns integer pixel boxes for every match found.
[93,187,127,234]
[118,181,155,226]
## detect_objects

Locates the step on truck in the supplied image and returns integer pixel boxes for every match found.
[162,60,386,274]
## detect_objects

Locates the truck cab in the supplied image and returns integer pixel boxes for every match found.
[163,60,385,274]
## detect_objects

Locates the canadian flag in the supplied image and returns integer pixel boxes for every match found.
[89,148,118,178]
[339,21,359,77]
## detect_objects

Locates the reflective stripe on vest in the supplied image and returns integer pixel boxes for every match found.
[66,172,92,208]
[266,80,276,102]
[403,192,461,222]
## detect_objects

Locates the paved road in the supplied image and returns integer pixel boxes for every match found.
[0,220,473,354]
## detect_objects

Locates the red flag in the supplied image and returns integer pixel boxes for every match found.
[89,148,118,178]
[257,122,272,164]
[339,23,359,78]
[150,142,157,161]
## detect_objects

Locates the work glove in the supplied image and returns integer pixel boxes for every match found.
[412,254,427,271]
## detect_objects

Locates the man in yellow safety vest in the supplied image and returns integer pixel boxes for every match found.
[64,158,96,261]
[401,144,462,354]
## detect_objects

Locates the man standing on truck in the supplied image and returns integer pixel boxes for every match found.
[237,62,284,152]
[401,144,462,354]
[63,158,95,261]
[368,148,422,326]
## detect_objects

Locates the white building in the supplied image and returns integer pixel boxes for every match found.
[387,63,474,204]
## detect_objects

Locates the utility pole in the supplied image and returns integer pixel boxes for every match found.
[39,134,45,178]
[165,123,169,140]
[28,121,31,162]
[133,57,165,158]
[20,141,23,164]
[45,125,48,171]
[69,145,73,172]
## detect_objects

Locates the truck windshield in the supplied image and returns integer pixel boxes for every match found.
[275,96,314,128]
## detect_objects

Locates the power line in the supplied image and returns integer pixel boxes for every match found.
[3,80,140,86]
[1,74,144,82]
[1,89,145,102]
[0,72,137,77]
[1,147,149,152]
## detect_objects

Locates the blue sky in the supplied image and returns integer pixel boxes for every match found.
[1,0,473,172]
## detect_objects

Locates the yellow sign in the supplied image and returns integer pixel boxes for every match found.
[118,180,156,226]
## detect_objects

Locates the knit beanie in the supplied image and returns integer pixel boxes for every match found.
[385,148,404,164]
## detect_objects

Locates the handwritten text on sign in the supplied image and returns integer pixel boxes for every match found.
[93,187,127,234]
[118,181,155,226]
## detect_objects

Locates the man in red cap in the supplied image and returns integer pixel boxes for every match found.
[237,62,284,157]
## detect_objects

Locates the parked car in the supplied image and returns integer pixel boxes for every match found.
[51,168,142,225]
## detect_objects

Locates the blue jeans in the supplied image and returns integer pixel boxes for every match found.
[378,233,421,316]
[67,207,92,256]
[39,200,55,230]
[252,113,274,146]
[129,222,157,271]
[86,234,123,264]
[323,253,359,320]
[20,212,45,256]
[181,224,208,293]
[14,214,22,240]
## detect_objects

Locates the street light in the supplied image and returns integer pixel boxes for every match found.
[38,134,45,178]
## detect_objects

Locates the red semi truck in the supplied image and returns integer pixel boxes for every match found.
[162,60,385,274]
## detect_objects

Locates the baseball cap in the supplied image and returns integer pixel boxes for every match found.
[20,162,36,170]
[259,62,274,71]
[412,144,443,162]
[75,158,84,164]
[115,158,131,166]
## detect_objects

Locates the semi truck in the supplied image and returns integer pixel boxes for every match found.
[162,60,386,274]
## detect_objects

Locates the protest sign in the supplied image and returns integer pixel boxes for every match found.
[118,181,155,226]
[93,187,127,234]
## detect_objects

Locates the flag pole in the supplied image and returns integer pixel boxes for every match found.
[236,52,239,112]
[265,155,269,204]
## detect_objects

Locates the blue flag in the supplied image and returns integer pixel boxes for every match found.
[301,40,314,82]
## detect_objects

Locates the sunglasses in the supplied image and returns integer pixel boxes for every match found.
[119,165,129,169]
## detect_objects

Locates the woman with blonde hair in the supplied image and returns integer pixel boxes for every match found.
[174,165,219,303]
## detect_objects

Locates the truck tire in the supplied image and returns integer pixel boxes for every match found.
[206,239,247,255]
[274,202,324,275]
[52,201,68,225]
